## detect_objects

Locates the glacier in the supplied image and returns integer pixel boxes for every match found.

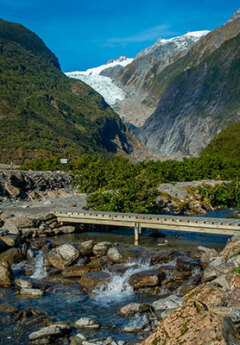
[66,56,133,106]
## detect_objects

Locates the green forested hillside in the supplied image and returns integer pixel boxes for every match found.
[201,121,240,159]
[0,19,131,163]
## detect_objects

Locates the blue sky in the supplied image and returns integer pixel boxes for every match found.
[0,0,239,71]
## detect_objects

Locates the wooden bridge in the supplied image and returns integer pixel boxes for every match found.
[55,210,240,243]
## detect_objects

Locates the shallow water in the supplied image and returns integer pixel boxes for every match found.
[0,207,239,344]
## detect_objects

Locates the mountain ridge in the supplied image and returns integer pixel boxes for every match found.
[0,18,133,163]
[136,10,240,158]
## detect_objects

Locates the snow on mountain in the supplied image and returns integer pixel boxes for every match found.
[69,56,133,77]
[68,73,126,106]
[137,30,210,58]
[66,56,133,106]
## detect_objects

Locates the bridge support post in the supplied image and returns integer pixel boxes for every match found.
[134,222,142,245]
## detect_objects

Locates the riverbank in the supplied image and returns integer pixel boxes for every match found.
[0,169,236,216]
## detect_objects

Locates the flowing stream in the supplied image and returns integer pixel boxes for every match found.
[0,207,239,345]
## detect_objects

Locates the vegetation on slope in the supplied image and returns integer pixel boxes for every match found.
[201,121,240,160]
[0,19,131,163]
[23,154,240,213]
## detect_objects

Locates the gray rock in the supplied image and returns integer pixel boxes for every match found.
[1,234,21,247]
[128,269,165,289]
[208,257,225,268]
[118,303,151,318]
[79,240,94,256]
[29,323,70,340]
[122,314,149,333]
[15,279,33,289]
[19,288,44,296]
[152,295,182,311]
[176,257,200,271]
[203,261,235,282]
[212,275,230,289]
[80,271,111,290]
[160,308,175,318]
[0,261,13,287]
[58,225,76,234]
[231,235,240,243]
[4,182,20,197]
[107,247,123,263]
[198,246,218,268]
[3,220,19,235]
[93,242,110,257]
[75,317,100,329]
[46,243,79,269]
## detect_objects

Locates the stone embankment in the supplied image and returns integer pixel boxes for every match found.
[0,170,73,203]
[0,168,231,216]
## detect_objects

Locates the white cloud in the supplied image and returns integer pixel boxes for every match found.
[100,24,175,47]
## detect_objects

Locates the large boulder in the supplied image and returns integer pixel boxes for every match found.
[79,240,94,256]
[202,258,235,282]
[176,257,201,272]
[139,284,237,345]
[93,242,111,257]
[75,317,100,329]
[46,244,79,269]
[1,234,21,247]
[220,240,240,260]
[3,220,20,235]
[123,315,149,333]
[198,246,218,268]
[29,323,70,340]
[80,271,111,290]
[0,247,22,265]
[118,303,151,318]
[107,247,124,263]
[8,217,39,228]
[152,295,182,311]
[58,226,76,234]
[4,182,20,198]
[128,270,165,289]
[150,251,175,265]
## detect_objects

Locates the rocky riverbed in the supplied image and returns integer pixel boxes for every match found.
[0,210,240,345]
[0,169,240,344]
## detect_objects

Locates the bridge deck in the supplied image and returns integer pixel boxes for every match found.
[55,210,240,237]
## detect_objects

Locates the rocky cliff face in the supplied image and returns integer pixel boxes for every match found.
[114,32,209,126]
[136,9,240,157]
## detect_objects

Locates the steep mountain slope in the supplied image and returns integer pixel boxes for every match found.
[0,19,132,163]
[136,28,240,157]
[115,31,209,126]
[143,9,240,105]
[201,121,240,160]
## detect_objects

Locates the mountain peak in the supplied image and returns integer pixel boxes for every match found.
[226,8,240,23]
[107,56,131,64]
[136,31,210,58]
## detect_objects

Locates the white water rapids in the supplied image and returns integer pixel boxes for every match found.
[30,251,47,280]
[93,258,151,304]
